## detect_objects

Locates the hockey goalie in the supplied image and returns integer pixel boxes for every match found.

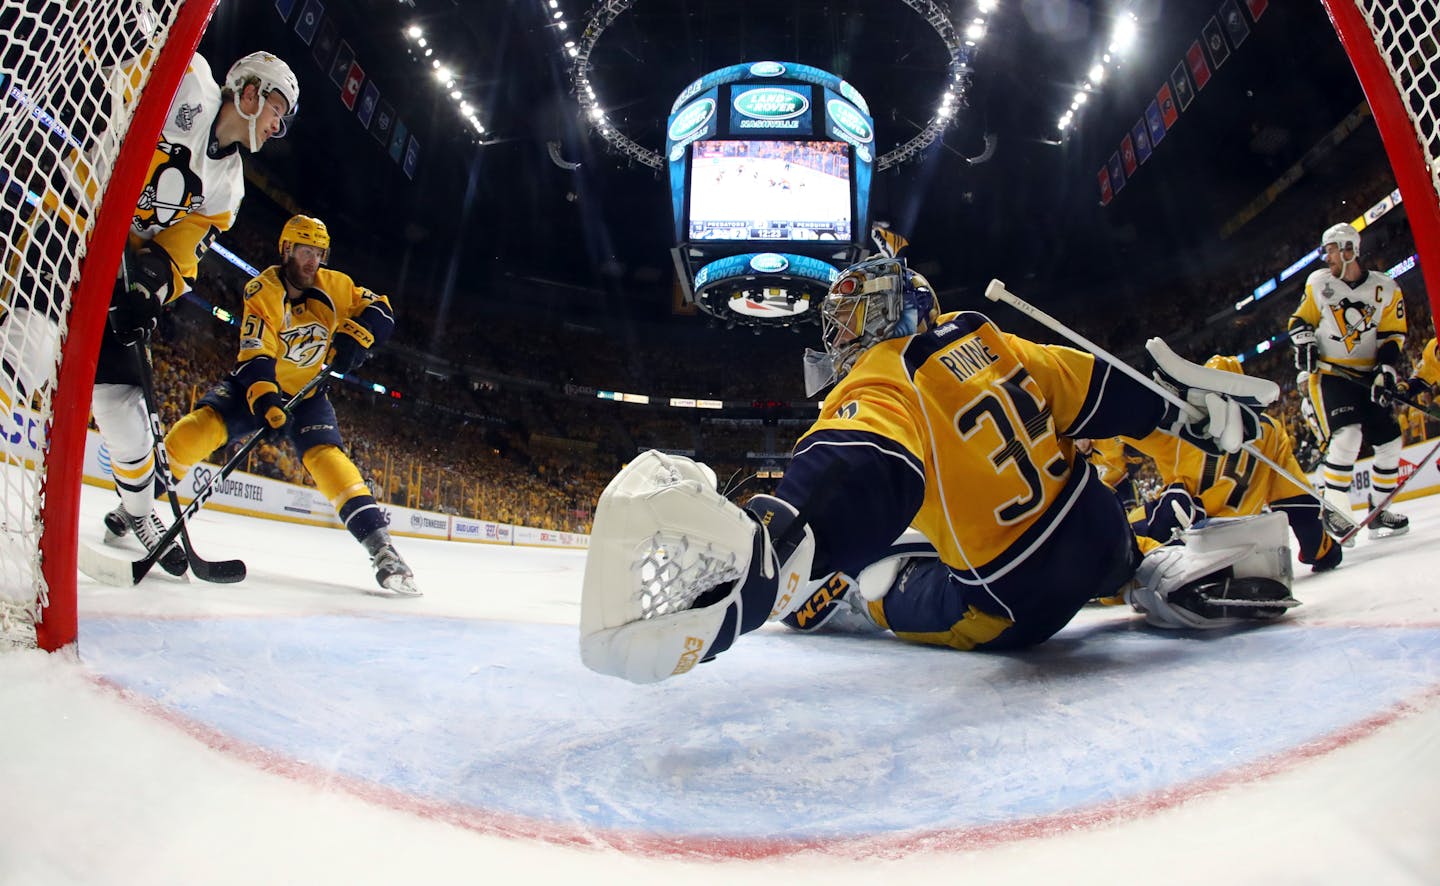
[581,256,1297,683]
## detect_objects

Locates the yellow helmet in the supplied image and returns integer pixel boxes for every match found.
[278,215,330,263]
[1204,354,1244,375]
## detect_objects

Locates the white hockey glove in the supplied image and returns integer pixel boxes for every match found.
[1289,324,1317,374]
[579,450,815,684]
[1127,512,1298,630]
[1148,338,1279,455]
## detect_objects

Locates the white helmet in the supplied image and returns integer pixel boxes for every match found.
[224,51,299,150]
[1321,221,1360,265]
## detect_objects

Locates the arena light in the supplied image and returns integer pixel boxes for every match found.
[570,0,974,171]
[1088,63,1104,84]
[406,25,421,39]
[977,0,997,11]
[1110,13,1138,56]
[965,21,985,41]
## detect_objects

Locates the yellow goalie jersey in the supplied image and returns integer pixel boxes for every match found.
[1289,267,1406,372]
[787,310,1163,580]
[1414,338,1440,389]
[1124,415,1308,518]
[236,266,392,395]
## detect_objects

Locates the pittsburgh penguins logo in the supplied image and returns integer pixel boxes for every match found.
[134,142,205,231]
[1328,296,1377,353]
[279,322,330,367]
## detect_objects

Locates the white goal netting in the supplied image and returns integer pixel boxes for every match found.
[1,1,202,649]
[1349,1,1440,205]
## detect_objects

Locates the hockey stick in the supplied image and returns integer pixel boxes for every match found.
[130,334,246,584]
[1317,360,1440,421]
[982,279,1360,531]
[79,368,330,586]
[1336,432,1440,544]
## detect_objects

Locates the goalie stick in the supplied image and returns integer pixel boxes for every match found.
[78,367,331,586]
[982,279,1360,534]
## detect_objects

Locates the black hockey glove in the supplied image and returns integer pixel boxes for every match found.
[1371,364,1401,406]
[246,382,289,436]
[1288,324,1317,374]
[108,245,173,345]
[326,319,374,376]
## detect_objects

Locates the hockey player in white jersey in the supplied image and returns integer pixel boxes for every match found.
[94,51,299,574]
[1287,221,1409,541]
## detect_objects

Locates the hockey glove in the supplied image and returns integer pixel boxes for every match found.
[1148,338,1278,455]
[1289,324,1317,374]
[326,319,373,376]
[246,381,289,435]
[1371,364,1401,406]
[108,245,173,345]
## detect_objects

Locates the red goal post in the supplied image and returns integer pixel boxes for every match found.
[1321,0,1440,319]
[1,0,218,651]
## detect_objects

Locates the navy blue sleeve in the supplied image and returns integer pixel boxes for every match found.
[774,429,926,579]
[1064,360,1168,441]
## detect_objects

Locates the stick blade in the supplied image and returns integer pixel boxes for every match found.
[76,542,141,587]
[188,557,247,584]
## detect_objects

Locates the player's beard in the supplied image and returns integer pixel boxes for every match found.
[282,255,316,290]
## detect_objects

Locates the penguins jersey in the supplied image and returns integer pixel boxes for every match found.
[129,52,245,301]
[779,311,1164,582]
[235,266,395,396]
[1123,415,1308,519]
[1289,268,1406,372]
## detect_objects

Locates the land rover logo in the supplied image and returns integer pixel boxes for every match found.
[838,80,870,115]
[749,253,789,273]
[668,97,716,141]
[827,99,873,143]
[734,88,809,120]
[749,61,786,77]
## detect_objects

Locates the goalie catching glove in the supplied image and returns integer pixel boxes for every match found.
[1147,338,1279,454]
[579,450,815,684]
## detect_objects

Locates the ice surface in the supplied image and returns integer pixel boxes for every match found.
[1,484,1437,884]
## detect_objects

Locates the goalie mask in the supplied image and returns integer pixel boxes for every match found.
[224,51,299,152]
[1321,222,1361,277]
[803,256,938,397]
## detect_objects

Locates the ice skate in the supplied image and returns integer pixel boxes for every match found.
[1321,506,1358,548]
[1367,496,1409,539]
[106,507,188,577]
[361,528,421,596]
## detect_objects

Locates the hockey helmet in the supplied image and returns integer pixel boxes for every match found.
[224,51,299,148]
[1204,354,1244,375]
[802,256,940,396]
[279,215,330,264]
[1321,222,1361,256]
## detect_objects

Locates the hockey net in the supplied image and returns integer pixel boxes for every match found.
[0,1,216,651]
[1322,0,1440,316]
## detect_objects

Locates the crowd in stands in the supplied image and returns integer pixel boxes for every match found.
[140,136,1438,538]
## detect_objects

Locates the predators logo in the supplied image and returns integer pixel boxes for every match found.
[133,142,205,232]
[1328,297,1376,353]
[279,322,330,368]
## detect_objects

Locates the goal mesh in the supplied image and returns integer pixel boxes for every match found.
[1325,0,1440,314]
[0,1,214,650]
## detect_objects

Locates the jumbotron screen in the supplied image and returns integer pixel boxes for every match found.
[687,140,852,242]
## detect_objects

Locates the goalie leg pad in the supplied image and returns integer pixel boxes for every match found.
[578,451,815,683]
[1127,512,1298,630]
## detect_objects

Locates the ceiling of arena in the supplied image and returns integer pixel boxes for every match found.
[203,0,1372,320]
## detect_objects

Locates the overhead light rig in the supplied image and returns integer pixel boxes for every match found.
[400,21,487,142]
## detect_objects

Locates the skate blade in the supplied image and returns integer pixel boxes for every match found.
[373,575,422,597]
[1368,524,1410,540]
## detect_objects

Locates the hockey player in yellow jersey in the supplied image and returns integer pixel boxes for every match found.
[1126,355,1341,573]
[1287,221,1409,540]
[579,255,1296,684]
[163,216,419,596]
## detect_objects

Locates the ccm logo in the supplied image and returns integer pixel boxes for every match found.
[672,635,706,675]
